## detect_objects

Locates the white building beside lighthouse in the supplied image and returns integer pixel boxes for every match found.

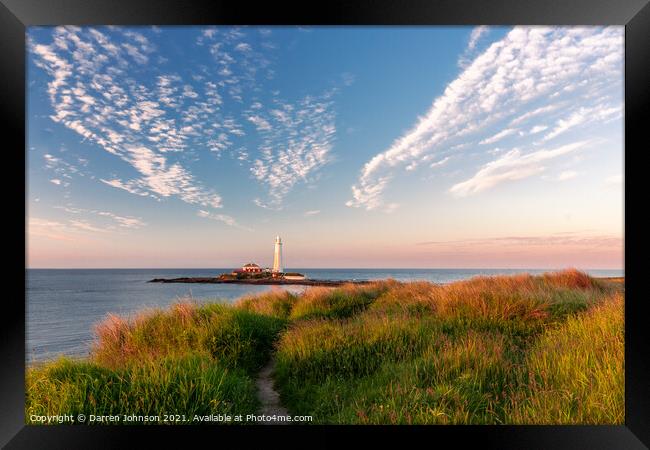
[272,235,284,274]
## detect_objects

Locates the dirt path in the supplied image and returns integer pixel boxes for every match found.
[255,357,289,424]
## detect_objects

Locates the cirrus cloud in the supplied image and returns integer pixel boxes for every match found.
[449,140,589,197]
[347,26,623,211]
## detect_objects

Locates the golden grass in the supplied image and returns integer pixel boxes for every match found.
[27,269,624,425]
[507,292,624,424]
[272,269,624,424]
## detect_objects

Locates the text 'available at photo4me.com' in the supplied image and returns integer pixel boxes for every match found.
[29,413,314,424]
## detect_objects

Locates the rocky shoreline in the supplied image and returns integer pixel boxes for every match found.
[148,277,372,287]
[148,275,622,287]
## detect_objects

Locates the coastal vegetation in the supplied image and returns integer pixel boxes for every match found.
[26,270,624,425]
[218,272,268,280]
[26,304,285,423]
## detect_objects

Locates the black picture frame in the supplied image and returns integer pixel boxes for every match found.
[3,0,648,448]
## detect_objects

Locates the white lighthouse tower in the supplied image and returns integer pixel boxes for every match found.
[272,235,284,274]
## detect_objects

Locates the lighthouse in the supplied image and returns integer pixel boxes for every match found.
[272,235,284,274]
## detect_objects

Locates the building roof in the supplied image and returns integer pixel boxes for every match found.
[243,263,260,268]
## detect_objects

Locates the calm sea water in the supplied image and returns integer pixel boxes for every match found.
[26,268,623,363]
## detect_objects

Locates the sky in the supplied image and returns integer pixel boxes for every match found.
[26,26,624,269]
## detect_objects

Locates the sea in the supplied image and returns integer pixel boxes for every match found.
[26,268,623,363]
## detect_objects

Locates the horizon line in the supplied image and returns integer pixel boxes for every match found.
[26,266,625,271]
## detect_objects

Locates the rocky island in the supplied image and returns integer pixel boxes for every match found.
[149,268,371,287]
[148,276,371,287]
[149,236,372,287]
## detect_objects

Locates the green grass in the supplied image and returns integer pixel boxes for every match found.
[26,269,624,425]
[26,301,285,424]
[272,270,624,424]
[506,292,624,424]
[26,354,257,423]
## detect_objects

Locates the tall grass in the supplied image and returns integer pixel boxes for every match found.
[276,313,438,382]
[26,300,286,424]
[26,269,623,425]
[26,354,256,423]
[235,290,298,319]
[272,269,623,424]
[92,301,285,372]
[287,281,392,321]
[506,292,624,424]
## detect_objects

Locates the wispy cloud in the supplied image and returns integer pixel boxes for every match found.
[249,90,338,209]
[468,26,490,51]
[28,204,146,242]
[31,26,334,216]
[43,152,86,187]
[99,178,151,197]
[199,26,274,101]
[96,211,146,229]
[68,219,110,233]
[429,156,451,169]
[120,145,223,207]
[341,72,355,87]
[28,218,77,241]
[347,27,623,211]
[556,170,578,181]
[53,205,147,230]
[543,105,621,141]
[30,26,245,209]
[605,174,623,186]
[247,114,272,131]
[304,210,321,216]
[458,26,490,68]
[416,231,622,251]
[479,128,517,145]
[449,140,588,197]
[197,209,253,231]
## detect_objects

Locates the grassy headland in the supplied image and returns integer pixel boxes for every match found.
[26,269,624,425]
[26,304,285,423]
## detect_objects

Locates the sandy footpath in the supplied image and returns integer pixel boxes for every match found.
[255,358,289,425]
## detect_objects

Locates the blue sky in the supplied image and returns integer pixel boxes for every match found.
[27,26,624,269]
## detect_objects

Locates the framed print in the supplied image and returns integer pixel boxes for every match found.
[2,0,649,448]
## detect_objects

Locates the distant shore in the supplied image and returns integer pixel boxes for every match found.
[598,276,625,283]
[149,275,623,287]
[148,277,373,287]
